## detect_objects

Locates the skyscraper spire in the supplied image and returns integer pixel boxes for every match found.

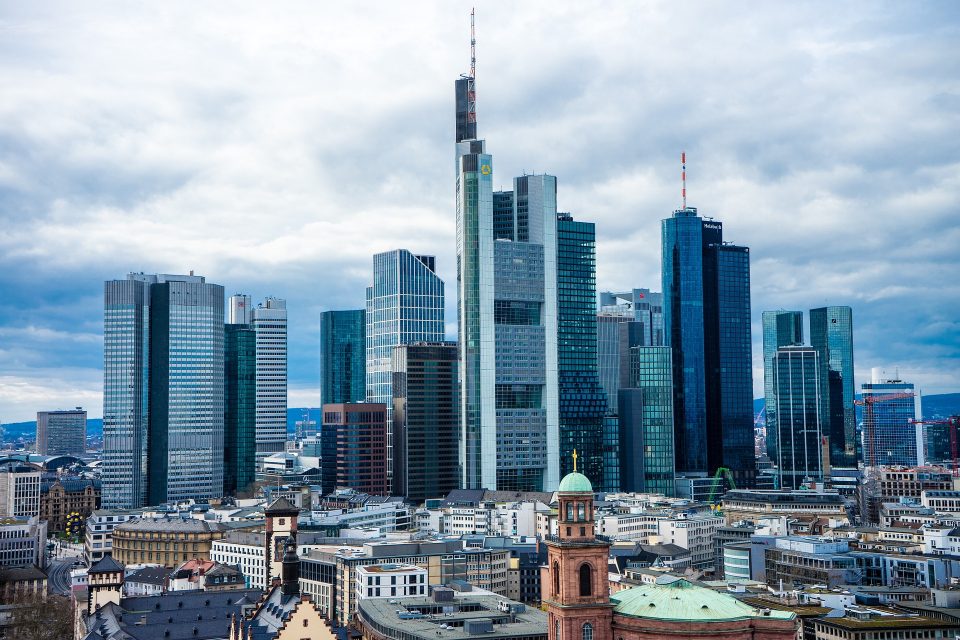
[454,10,478,142]
[470,8,476,79]
[681,151,687,210]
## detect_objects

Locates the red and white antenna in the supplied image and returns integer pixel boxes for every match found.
[681,151,687,209]
[470,8,476,78]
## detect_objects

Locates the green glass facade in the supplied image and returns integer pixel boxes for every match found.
[618,346,674,494]
[320,310,366,406]
[225,324,257,496]
[556,215,608,483]
[810,306,856,467]
[773,346,823,489]
[762,310,804,461]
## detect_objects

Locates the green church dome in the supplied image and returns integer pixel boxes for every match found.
[558,471,593,493]
[611,577,795,622]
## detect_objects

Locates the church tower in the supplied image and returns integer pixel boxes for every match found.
[542,454,612,640]
[264,497,299,588]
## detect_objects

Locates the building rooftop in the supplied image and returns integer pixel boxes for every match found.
[126,565,171,586]
[358,593,546,640]
[359,563,424,574]
[115,517,224,533]
[611,577,795,623]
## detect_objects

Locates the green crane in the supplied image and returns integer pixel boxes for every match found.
[707,466,737,507]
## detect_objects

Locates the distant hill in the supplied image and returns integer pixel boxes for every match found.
[1,418,103,442]
[753,392,960,421]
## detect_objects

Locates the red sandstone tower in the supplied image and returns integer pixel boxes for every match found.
[542,455,612,640]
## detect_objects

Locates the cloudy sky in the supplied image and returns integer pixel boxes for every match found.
[0,2,957,422]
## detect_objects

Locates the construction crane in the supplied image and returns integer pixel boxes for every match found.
[707,466,737,507]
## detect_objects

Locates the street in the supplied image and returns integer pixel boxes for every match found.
[47,558,75,595]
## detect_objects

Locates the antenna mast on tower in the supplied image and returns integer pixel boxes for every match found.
[682,151,687,210]
[470,7,476,78]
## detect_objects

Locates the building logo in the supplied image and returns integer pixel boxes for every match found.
[703,222,721,230]
[480,164,491,175]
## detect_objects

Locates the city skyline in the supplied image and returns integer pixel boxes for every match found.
[1,3,958,421]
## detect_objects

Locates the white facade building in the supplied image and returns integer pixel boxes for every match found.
[253,297,288,458]
[84,509,139,565]
[0,463,41,518]
[355,563,428,600]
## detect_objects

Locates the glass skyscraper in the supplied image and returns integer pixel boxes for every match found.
[618,346,675,494]
[772,346,823,489]
[391,342,459,503]
[762,311,804,461]
[103,273,225,508]
[102,275,152,509]
[224,323,257,496]
[456,112,560,490]
[556,214,608,482]
[810,306,856,467]
[661,208,755,486]
[320,309,366,406]
[366,249,445,486]
[862,373,920,467]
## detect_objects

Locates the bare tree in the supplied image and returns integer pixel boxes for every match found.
[6,593,73,640]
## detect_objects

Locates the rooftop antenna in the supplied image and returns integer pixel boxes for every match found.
[681,151,687,210]
[470,8,476,79]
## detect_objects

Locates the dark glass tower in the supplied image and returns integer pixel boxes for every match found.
[773,346,824,489]
[618,345,675,494]
[224,324,257,496]
[762,311,804,461]
[320,310,366,406]
[810,306,856,467]
[661,208,755,487]
[391,342,459,503]
[146,276,225,506]
[556,214,608,482]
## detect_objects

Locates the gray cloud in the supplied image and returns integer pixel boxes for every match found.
[0,1,957,421]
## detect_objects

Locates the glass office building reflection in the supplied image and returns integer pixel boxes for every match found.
[556,214,608,482]
[810,306,856,467]
[366,250,445,487]
[762,310,804,460]
[224,323,257,496]
[661,207,755,486]
[618,346,675,494]
[103,273,225,509]
[320,310,366,406]
[773,346,823,489]
[862,374,919,467]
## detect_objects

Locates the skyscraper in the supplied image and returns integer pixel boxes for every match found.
[862,371,920,467]
[252,297,288,457]
[762,311,804,461]
[366,250,445,487]
[103,273,225,509]
[320,309,366,406]
[772,346,824,489]
[618,345,675,494]
[556,214,608,482]
[320,403,388,496]
[599,289,664,347]
[391,342,459,503]
[224,323,257,497]
[36,408,86,456]
[661,207,755,486]
[810,306,856,467]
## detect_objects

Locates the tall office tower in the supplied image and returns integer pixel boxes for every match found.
[320,310,366,406]
[617,346,675,494]
[596,311,633,412]
[762,311,804,460]
[556,214,608,482]
[862,371,920,467]
[810,306,856,467]
[0,461,41,517]
[103,273,225,508]
[662,207,755,487]
[599,289,665,346]
[391,342,459,503]
[320,403,388,495]
[224,323,257,496]
[366,250,445,488]
[35,408,86,455]
[772,346,824,489]
[252,297,288,457]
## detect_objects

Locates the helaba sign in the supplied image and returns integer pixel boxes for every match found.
[703,222,721,230]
